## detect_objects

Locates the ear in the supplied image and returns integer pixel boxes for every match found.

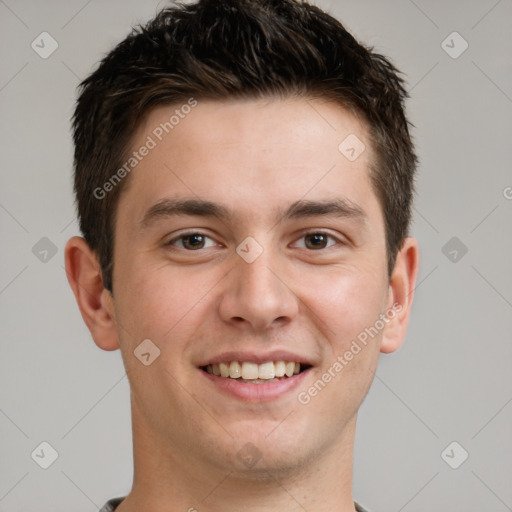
[380,237,420,354]
[64,236,120,351]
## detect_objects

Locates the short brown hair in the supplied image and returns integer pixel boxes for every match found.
[72,0,418,292]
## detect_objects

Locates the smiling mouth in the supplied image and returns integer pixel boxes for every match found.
[200,361,311,384]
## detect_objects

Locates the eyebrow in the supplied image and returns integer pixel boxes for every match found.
[139,197,367,230]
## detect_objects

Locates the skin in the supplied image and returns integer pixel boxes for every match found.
[65,97,419,512]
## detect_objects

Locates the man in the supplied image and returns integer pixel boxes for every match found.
[65,0,419,510]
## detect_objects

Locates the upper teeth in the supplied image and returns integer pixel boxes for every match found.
[205,361,301,379]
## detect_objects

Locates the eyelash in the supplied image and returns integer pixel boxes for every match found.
[166,230,343,251]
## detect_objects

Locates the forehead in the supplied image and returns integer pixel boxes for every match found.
[136,96,370,161]
[118,97,381,228]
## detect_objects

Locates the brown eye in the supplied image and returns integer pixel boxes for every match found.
[292,231,339,251]
[182,234,206,250]
[304,233,329,249]
[168,233,217,250]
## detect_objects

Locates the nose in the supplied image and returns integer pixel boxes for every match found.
[218,247,299,332]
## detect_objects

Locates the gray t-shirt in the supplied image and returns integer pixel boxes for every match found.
[99,496,371,511]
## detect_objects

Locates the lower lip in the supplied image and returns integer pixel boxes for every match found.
[200,368,310,402]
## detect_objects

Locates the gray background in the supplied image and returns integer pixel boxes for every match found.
[1,0,511,511]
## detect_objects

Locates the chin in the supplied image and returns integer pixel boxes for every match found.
[228,448,313,482]
[211,423,319,479]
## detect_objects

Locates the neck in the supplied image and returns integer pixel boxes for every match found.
[117,400,358,512]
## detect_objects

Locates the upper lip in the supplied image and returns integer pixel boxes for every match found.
[197,350,315,367]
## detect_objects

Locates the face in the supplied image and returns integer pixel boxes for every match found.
[105,97,400,476]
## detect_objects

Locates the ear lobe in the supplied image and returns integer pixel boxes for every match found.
[64,236,120,351]
[380,237,420,354]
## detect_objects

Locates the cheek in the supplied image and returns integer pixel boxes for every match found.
[299,263,388,350]
[114,258,221,352]
[297,269,386,417]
